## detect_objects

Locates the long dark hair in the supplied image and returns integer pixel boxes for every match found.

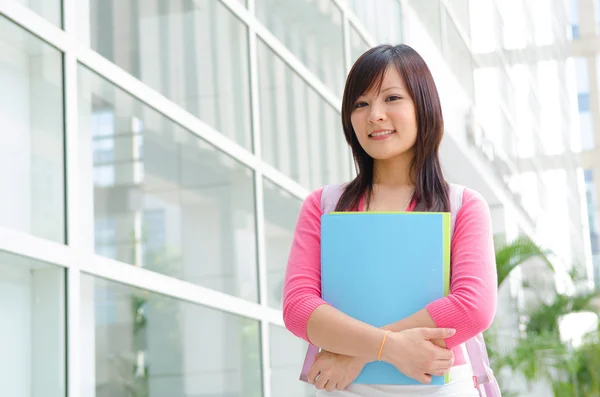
[335,44,450,213]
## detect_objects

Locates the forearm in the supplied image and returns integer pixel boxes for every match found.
[381,308,446,348]
[306,304,386,362]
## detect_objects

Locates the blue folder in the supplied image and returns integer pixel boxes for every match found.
[320,212,450,385]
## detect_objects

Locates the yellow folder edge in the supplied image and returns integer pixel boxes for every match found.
[442,212,451,384]
[329,211,453,384]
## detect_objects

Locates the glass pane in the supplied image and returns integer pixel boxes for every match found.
[264,179,302,309]
[270,325,313,397]
[83,275,262,397]
[0,250,65,397]
[258,39,351,190]
[408,0,442,50]
[349,24,370,66]
[0,15,65,243]
[443,10,474,101]
[79,66,259,302]
[255,0,345,95]
[348,0,402,45]
[90,0,253,150]
[16,0,62,27]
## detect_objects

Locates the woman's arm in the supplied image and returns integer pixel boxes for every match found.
[282,189,455,363]
[381,188,498,348]
[283,189,384,360]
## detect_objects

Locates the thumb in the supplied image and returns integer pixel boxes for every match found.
[421,327,456,340]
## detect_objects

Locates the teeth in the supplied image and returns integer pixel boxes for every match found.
[370,130,395,137]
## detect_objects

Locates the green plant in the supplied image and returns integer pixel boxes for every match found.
[489,234,600,397]
[494,235,553,288]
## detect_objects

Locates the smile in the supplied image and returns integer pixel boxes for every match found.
[368,130,396,139]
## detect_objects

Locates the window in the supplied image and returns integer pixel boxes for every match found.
[0,15,65,243]
[348,0,402,46]
[349,24,371,66]
[89,0,253,150]
[79,66,259,301]
[578,92,590,112]
[0,251,65,397]
[15,0,61,27]
[256,0,345,95]
[264,179,302,309]
[257,39,351,189]
[270,325,313,397]
[83,275,262,397]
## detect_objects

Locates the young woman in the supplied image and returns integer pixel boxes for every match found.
[282,44,497,396]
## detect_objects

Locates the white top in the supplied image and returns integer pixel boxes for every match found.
[315,364,479,397]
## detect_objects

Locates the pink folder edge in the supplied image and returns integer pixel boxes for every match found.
[299,344,320,382]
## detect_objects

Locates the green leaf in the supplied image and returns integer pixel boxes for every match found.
[495,235,553,288]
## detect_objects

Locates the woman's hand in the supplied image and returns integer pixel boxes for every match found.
[381,328,456,384]
[306,350,367,392]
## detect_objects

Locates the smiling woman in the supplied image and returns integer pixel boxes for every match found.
[282,44,496,397]
[337,45,447,214]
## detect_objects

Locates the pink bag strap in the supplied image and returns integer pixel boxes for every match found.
[320,183,346,214]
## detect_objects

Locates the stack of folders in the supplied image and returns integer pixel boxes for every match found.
[299,211,451,386]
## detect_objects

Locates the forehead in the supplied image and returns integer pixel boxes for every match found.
[362,66,406,96]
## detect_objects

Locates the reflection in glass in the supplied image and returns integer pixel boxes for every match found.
[270,325,313,397]
[79,66,259,302]
[0,15,65,243]
[258,40,351,190]
[85,275,262,397]
[16,0,62,27]
[538,61,563,155]
[443,10,474,101]
[348,0,402,45]
[349,24,370,66]
[263,179,302,309]
[0,251,65,397]
[256,0,345,95]
[90,0,252,149]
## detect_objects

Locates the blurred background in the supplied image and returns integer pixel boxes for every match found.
[0,0,599,396]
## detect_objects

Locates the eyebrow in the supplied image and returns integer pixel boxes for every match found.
[381,86,404,92]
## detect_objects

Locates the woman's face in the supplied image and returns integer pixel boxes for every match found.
[350,65,418,161]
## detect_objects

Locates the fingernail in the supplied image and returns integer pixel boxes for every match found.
[448,329,456,335]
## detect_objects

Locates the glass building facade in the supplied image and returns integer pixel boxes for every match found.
[0,1,591,397]
[571,0,600,290]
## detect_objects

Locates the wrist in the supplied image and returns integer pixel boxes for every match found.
[378,330,398,363]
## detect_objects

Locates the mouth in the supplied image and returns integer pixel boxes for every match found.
[368,130,396,140]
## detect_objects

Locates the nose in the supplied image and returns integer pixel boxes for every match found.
[367,103,386,124]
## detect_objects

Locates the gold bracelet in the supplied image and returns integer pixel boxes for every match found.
[378,330,390,361]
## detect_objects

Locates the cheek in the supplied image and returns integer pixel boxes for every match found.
[390,109,416,126]
[350,115,364,137]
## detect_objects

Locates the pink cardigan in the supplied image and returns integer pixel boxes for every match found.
[282,187,497,365]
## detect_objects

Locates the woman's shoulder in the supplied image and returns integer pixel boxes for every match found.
[303,182,350,211]
[453,185,491,220]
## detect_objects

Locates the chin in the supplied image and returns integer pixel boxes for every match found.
[365,147,413,161]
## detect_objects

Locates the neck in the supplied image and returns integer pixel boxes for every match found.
[373,152,414,187]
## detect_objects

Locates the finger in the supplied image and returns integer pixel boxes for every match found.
[419,373,433,384]
[307,365,321,384]
[435,356,454,366]
[315,374,329,390]
[429,344,454,361]
[427,368,447,377]
[420,328,456,340]
[325,381,337,392]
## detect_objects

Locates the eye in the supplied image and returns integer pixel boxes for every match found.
[354,101,368,109]
[386,95,402,102]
